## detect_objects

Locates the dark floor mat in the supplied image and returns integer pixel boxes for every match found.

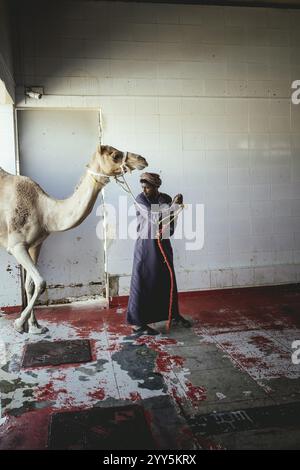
[48,405,156,449]
[188,401,300,436]
[22,339,92,368]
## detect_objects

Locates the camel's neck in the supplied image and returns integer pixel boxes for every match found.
[44,158,109,233]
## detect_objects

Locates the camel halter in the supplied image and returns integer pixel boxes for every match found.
[86,150,184,225]
[87,152,129,183]
[86,152,183,226]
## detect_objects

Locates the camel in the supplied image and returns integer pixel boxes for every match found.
[0,145,148,334]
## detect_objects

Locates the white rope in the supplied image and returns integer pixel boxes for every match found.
[87,168,110,179]
[115,172,184,229]
[87,152,184,230]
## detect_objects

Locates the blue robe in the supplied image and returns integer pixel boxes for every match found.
[126,192,180,326]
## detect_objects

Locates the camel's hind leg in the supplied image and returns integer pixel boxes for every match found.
[10,243,46,334]
[24,244,47,334]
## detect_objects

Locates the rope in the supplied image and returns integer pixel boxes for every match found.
[114,173,184,226]
[157,227,174,332]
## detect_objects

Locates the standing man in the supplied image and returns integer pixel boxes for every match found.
[126,172,191,335]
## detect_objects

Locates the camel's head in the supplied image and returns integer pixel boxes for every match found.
[96,145,148,176]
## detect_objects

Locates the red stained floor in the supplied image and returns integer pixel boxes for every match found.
[1,283,300,450]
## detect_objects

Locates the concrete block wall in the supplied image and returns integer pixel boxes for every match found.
[12,1,300,296]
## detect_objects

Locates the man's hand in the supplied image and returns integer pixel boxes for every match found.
[173,193,183,205]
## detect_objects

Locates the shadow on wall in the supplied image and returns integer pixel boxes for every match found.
[11,0,293,96]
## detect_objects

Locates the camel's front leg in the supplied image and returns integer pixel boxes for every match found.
[24,245,47,334]
[24,275,48,334]
[11,243,46,334]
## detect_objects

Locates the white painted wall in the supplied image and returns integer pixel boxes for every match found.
[12,1,300,294]
[0,105,22,308]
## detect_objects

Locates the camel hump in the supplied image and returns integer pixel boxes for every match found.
[9,177,41,231]
[15,176,40,202]
[0,167,9,175]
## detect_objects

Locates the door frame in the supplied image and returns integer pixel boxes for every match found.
[14,106,109,306]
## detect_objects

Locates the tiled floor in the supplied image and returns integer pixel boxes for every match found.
[1,284,300,450]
